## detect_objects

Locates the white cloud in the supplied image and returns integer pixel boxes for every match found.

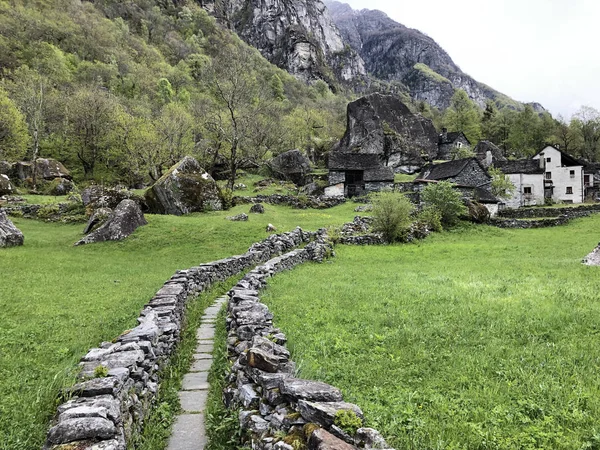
[339,0,600,119]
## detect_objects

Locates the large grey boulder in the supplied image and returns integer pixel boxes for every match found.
[0,210,24,247]
[331,93,438,169]
[0,161,13,176]
[75,200,146,246]
[14,158,71,181]
[145,156,223,215]
[0,174,15,196]
[269,150,312,186]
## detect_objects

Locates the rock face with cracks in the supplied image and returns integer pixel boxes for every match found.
[75,200,147,246]
[145,156,223,215]
[269,149,313,186]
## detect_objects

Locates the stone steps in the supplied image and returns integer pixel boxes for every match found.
[167,295,228,450]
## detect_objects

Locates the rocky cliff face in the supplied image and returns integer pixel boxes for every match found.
[324,1,523,110]
[201,0,366,88]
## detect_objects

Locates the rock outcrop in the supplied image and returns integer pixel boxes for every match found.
[583,243,600,266]
[325,1,529,110]
[332,93,438,170]
[269,149,312,186]
[202,0,366,88]
[145,156,223,215]
[0,174,15,196]
[75,200,147,246]
[0,210,24,247]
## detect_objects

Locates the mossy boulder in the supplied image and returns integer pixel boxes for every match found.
[14,158,71,182]
[145,156,223,215]
[43,177,76,196]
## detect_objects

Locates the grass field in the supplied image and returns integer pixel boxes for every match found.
[261,216,600,449]
[0,202,357,450]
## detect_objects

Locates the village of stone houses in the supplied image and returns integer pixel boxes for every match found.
[2,1,600,450]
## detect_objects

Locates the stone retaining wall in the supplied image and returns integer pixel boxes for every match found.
[43,227,317,450]
[223,240,394,450]
[490,216,572,229]
[498,204,600,219]
[233,194,346,210]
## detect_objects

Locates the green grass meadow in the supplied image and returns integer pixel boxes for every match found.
[261,216,600,449]
[0,203,357,450]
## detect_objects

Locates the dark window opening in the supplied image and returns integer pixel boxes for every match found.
[546,157,552,163]
[570,170,575,178]
[545,172,552,180]
[523,187,532,194]
[566,187,573,194]
[345,170,364,184]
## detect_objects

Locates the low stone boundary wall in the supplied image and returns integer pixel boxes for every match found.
[498,204,600,219]
[233,194,346,210]
[491,215,573,229]
[43,227,316,450]
[223,240,394,450]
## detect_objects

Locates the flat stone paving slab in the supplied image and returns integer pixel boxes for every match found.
[167,413,207,450]
[196,343,214,353]
[183,372,209,391]
[193,353,213,360]
[196,327,215,340]
[179,390,208,413]
[191,359,212,372]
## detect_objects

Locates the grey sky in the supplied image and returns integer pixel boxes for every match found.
[340,0,600,119]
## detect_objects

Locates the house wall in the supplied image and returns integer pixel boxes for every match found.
[504,173,545,208]
[533,147,584,204]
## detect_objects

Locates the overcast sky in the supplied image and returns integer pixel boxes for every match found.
[340,0,600,120]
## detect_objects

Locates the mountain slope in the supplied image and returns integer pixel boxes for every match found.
[201,0,367,89]
[325,1,524,110]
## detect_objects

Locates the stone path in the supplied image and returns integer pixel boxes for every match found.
[167,295,228,450]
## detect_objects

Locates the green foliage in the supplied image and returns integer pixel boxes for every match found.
[0,88,29,161]
[489,166,516,200]
[443,90,481,144]
[333,410,362,435]
[421,181,467,226]
[370,191,415,243]
[451,144,475,160]
[93,365,108,378]
[413,63,451,84]
[262,214,600,449]
[417,205,442,232]
[36,203,60,219]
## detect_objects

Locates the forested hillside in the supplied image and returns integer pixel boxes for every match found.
[0,0,350,186]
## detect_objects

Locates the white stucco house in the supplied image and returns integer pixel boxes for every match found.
[495,159,545,208]
[532,145,584,204]
[495,145,584,208]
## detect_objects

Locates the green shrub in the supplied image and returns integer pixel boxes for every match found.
[371,191,414,242]
[418,205,442,232]
[333,410,362,435]
[37,204,60,219]
[220,188,234,210]
[421,181,467,226]
[94,365,108,378]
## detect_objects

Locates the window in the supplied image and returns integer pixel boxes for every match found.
[546,157,552,163]
[570,170,575,178]
[566,187,573,194]
[545,172,552,180]
[523,187,532,194]
[455,142,463,148]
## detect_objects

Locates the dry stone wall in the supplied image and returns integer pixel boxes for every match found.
[43,227,317,450]
[222,240,394,450]
[234,194,346,210]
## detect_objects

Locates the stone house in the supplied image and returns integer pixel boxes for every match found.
[326,153,394,197]
[437,129,471,160]
[494,159,545,208]
[418,158,492,190]
[474,140,507,168]
[532,145,584,204]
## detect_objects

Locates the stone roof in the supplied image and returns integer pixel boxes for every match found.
[328,152,382,171]
[439,131,469,145]
[422,158,475,180]
[474,140,507,162]
[495,160,544,174]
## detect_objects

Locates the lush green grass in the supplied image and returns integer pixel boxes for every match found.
[394,173,418,183]
[226,173,298,196]
[18,194,68,204]
[0,203,356,449]
[261,217,600,449]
